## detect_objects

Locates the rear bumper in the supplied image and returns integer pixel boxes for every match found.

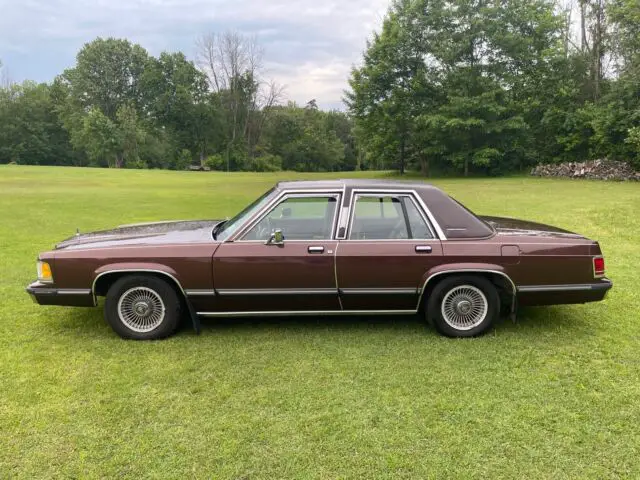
[516,279,613,306]
[26,281,96,307]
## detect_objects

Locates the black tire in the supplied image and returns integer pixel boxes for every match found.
[104,275,181,340]
[427,275,500,338]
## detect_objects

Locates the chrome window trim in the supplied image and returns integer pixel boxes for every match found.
[339,239,441,243]
[335,182,348,239]
[232,191,342,242]
[335,205,350,240]
[228,239,340,244]
[346,190,438,241]
[224,186,446,242]
[409,192,447,240]
[197,310,417,317]
[334,241,344,309]
[344,188,446,240]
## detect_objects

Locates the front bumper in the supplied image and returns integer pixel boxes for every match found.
[26,281,96,307]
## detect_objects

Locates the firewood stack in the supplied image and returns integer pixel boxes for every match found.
[531,160,640,181]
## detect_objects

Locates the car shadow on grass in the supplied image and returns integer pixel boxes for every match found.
[198,313,427,334]
[54,303,593,341]
[499,305,595,338]
[197,305,593,338]
[52,306,116,339]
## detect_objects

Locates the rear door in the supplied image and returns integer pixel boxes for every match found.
[336,192,443,311]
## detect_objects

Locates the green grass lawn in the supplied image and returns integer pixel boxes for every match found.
[1,165,639,479]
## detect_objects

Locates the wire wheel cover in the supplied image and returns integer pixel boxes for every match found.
[117,286,166,333]
[441,284,488,330]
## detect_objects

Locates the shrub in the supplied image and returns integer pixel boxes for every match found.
[174,149,192,170]
[204,154,225,171]
[249,153,283,172]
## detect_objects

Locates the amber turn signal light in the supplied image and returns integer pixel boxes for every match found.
[37,260,53,283]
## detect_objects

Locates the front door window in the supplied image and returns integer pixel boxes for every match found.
[242,195,339,241]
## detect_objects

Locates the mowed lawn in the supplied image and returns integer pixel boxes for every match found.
[1,165,639,479]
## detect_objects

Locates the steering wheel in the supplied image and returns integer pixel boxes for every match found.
[388,218,408,239]
[254,217,274,241]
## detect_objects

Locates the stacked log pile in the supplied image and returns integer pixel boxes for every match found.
[531,160,640,181]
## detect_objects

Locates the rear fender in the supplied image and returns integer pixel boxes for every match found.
[418,263,517,313]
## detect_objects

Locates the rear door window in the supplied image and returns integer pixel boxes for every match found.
[349,194,434,240]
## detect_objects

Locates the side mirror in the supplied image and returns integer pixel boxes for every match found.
[281,207,292,218]
[266,228,284,245]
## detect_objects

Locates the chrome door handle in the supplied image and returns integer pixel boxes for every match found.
[308,246,325,254]
[415,245,432,253]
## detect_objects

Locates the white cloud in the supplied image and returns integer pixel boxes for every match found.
[0,0,389,107]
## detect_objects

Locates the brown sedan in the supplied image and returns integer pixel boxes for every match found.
[26,180,612,339]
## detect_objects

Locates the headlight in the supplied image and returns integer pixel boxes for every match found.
[37,260,53,283]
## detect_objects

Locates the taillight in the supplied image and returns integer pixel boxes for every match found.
[593,256,605,278]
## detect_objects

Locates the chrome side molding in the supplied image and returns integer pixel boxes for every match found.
[197,310,417,317]
[518,282,612,292]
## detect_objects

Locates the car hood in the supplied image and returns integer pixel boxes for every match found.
[479,216,587,239]
[55,220,224,250]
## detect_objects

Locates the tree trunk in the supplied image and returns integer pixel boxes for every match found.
[580,2,588,53]
[399,134,406,175]
[564,5,572,58]
[593,0,603,101]
[464,157,469,177]
[420,157,430,177]
[115,153,124,168]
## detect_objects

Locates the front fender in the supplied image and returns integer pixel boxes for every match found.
[92,263,185,294]
[91,262,201,334]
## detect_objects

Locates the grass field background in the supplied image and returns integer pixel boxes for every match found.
[1,165,639,478]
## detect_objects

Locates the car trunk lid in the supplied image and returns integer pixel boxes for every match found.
[479,216,588,240]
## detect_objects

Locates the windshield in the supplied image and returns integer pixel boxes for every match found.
[215,187,276,241]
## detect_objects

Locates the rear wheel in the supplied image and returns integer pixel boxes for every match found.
[104,275,181,340]
[427,275,499,337]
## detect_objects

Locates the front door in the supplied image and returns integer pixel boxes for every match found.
[336,192,443,311]
[212,193,341,312]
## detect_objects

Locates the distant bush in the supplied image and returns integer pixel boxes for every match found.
[249,153,283,172]
[174,149,192,171]
[204,154,225,171]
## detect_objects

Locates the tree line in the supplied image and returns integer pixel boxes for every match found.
[348,0,640,175]
[0,35,357,172]
[1,0,639,175]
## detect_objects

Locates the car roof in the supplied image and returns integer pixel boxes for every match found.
[275,178,494,240]
[275,178,440,191]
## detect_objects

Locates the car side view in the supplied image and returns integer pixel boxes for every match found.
[26,180,613,339]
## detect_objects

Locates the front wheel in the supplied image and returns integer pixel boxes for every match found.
[104,275,181,340]
[427,275,499,337]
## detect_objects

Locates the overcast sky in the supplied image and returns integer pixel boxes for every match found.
[0,0,390,109]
